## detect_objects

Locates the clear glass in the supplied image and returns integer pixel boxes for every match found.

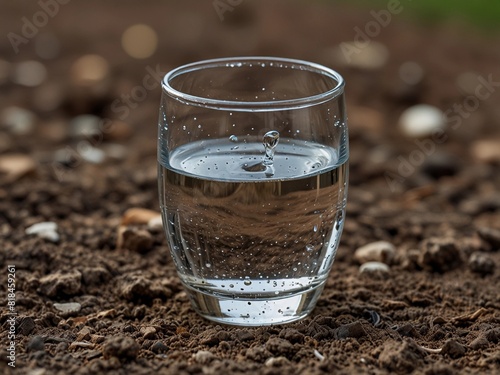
[158,57,348,326]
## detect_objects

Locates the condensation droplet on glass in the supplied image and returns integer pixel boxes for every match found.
[229,135,238,142]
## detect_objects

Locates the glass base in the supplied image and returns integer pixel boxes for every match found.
[183,282,326,326]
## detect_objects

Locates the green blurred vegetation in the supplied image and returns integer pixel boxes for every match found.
[337,0,500,29]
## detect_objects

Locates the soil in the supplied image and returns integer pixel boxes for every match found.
[1,1,500,374]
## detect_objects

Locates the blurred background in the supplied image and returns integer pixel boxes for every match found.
[1,0,499,200]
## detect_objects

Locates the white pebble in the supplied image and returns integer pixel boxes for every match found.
[70,115,101,139]
[80,146,106,164]
[53,302,81,313]
[1,106,35,135]
[147,215,163,233]
[26,222,60,243]
[193,350,215,364]
[359,261,390,274]
[399,104,445,138]
[354,241,396,265]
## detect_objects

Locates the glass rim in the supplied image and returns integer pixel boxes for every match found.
[162,56,345,111]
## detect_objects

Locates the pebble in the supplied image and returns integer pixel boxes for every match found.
[91,334,106,344]
[418,237,462,273]
[122,208,162,225]
[332,41,389,70]
[121,24,158,59]
[359,261,390,274]
[53,302,82,314]
[102,336,140,360]
[69,114,102,139]
[27,336,45,352]
[265,356,291,367]
[470,336,489,350]
[147,215,163,233]
[193,350,216,364]
[477,227,500,249]
[39,270,82,297]
[13,60,47,87]
[25,221,59,243]
[0,154,37,183]
[441,339,466,359]
[471,140,500,163]
[399,61,424,85]
[80,146,106,164]
[140,326,157,340]
[151,341,169,354]
[70,55,110,86]
[469,252,495,275]
[77,327,92,341]
[399,104,445,138]
[336,321,367,339]
[118,227,154,253]
[354,241,396,265]
[1,106,36,135]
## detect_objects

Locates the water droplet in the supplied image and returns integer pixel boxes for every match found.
[205,263,211,268]
[229,134,238,142]
[313,225,318,232]
[306,244,314,252]
[244,279,252,286]
[262,130,279,177]
[197,124,202,129]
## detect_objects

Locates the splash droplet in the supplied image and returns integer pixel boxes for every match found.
[263,130,279,177]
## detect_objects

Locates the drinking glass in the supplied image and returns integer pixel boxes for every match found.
[158,57,348,326]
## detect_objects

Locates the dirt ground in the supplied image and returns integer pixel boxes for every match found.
[1,1,499,374]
